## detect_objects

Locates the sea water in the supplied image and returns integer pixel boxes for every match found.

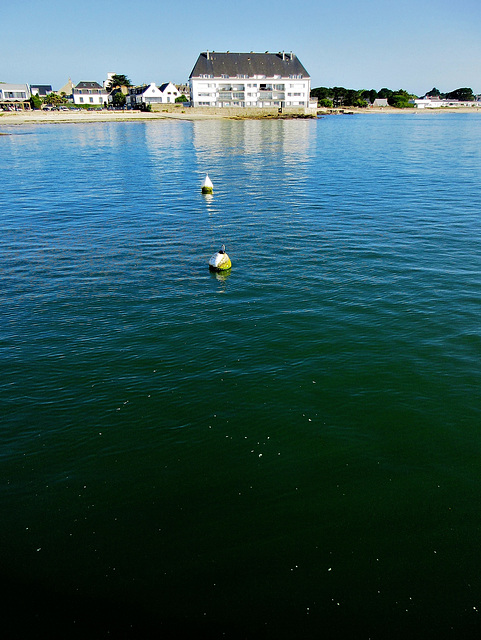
[1,113,481,638]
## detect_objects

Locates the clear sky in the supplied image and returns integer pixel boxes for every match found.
[1,0,480,96]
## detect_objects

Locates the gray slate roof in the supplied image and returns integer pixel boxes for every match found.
[189,52,309,79]
[75,81,103,89]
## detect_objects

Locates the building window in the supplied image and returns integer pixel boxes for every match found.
[89,97,94,103]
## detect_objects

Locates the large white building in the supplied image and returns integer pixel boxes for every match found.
[189,51,311,109]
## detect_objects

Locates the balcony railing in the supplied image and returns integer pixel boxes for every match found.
[218,92,245,100]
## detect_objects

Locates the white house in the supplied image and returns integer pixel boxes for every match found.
[72,81,109,106]
[189,51,311,109]
[30,85,53,97]
[372,98,389,108]
[0,83,31,102]
[409,97,478,109]
[159,82,180,103]
[126,82,181,108]
[126,83,163,108]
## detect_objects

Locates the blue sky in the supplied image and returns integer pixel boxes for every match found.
[1,0,480,96]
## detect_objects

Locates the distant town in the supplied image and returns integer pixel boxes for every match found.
[1,52,480,114]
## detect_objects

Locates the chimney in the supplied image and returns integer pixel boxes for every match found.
[282,51,285,60]
[206,50,210,60]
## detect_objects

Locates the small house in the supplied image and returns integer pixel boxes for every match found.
[30,85,53,97]
[159,82,180,103]
[126,83,164,108]
[0,83,31,109]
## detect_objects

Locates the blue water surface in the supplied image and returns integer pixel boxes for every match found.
[1,113,481,639]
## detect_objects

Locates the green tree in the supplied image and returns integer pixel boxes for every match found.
[445,87,474,101]
[29,94,42,110]
[175,94,188,103]
[331,86,348,106]
[43,92,67,106]
[343,89,368,107]
[378,88,393,100]
[318,98,333,108]
[310,87,332,101]
[111,91,126,107]
[388,89,415,108]
[106,74,132,92]
[426,87,442,97]
[361,89,378,104]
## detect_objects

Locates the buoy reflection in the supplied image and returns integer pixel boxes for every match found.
[210,268,231,290]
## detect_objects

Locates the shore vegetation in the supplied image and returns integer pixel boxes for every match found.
[425,87,475,101]
[311,86,476,108]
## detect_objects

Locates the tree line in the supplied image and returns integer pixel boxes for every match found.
[310,86,476,108]
[424,87,475,101]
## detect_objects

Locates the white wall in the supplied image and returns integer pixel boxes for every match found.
[410,98,478,109]
[160,82,180,103]
[190,77,310,108]
[73,90,108,105]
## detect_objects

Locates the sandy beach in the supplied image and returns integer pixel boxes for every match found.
[0,108,224,127]
[1,105,480,128]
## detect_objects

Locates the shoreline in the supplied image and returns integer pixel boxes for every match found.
[321,106,481,115]
[0,109,225,127]
[1,105,481,128]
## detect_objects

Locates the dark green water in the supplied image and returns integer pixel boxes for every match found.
[1,114,481,638]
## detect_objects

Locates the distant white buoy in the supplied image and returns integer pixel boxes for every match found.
[209,244,231,271]
[201,174,213,194]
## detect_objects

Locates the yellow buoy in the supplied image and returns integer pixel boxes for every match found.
[201,174,213,194]
[209,245,231,271]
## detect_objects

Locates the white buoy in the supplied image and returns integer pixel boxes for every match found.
[201,174,213,194]
[209,244,231,271]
